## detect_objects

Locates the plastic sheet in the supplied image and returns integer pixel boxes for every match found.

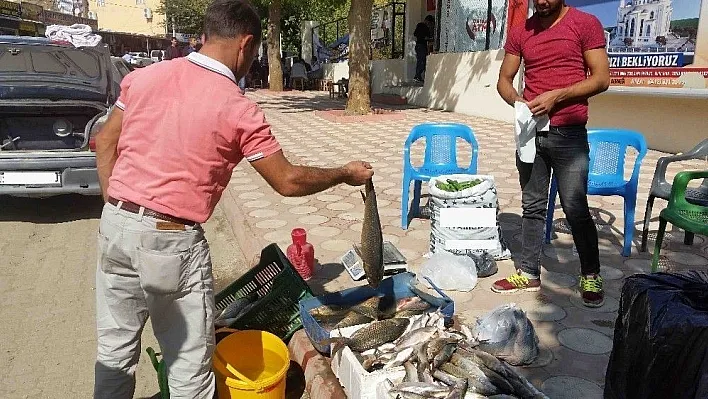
[473,303,539,366]
[605,271,708,399]
[420,251,478,292]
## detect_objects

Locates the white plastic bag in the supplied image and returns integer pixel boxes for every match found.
[473,303,539,366]
[514,101,549,163]
[420,251,478,292]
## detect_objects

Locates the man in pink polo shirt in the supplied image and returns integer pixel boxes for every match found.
[93,0,373,397]
[494,0,610,307]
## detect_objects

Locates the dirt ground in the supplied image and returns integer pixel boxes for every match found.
[0,194,248,398]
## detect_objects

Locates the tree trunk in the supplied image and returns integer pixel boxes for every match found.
[345,0,374,115]
[268,0,284,91]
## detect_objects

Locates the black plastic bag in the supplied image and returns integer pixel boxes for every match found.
[605,271,708,399]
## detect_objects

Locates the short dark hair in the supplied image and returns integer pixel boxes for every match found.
[203,0,262,42]
[425,15,434,23]
[171,36,177,40]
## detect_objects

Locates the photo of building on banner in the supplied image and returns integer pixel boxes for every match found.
[568,0,708,90]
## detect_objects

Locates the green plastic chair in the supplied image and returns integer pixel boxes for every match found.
[652,170,708,272]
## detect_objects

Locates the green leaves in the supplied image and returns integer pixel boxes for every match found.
[156,0,211,34]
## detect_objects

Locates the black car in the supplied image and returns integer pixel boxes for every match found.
[0,36,120,197]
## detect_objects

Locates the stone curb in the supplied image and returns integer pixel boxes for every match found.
[288,330,347,399]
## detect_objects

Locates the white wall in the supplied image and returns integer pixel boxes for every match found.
[323,62,350,82]
[371,59,407,93]
[382,49,519,122]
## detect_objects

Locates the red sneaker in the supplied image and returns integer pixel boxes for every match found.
[491,272,541,294]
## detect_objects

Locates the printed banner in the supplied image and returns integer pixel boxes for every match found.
[371,7,392,41]
[610,67,708,88]
[21,3,43,21]
[0,0,21,18]
[569,0,707,89]
[440,0,509,52]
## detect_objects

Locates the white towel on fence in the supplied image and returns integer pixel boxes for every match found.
[45,24,102,47]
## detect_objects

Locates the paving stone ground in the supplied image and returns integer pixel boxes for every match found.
[224,89,708,397]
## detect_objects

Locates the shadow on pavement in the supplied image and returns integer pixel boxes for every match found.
[0,194,104,223]
[253,91,425,115]
[285,360,306,399]
[308,261,346,296]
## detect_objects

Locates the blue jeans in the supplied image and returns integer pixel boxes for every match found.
[238,77,246,94]
[516,125,600,278]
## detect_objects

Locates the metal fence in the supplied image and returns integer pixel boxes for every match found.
[312,1,406,62]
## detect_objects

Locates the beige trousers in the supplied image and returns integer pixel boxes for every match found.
[94,202,216,399]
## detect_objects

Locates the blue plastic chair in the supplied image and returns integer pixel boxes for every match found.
[544,129,648,257]
[401,123,479,229]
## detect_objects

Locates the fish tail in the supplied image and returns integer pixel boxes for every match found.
[318,336,350,358]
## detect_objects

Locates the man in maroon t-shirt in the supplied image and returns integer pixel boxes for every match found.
[494,0,610,307]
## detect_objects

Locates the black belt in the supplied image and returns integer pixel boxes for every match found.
[108,197,196,226]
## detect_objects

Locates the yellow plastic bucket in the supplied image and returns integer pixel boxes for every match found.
[213,330,289,399]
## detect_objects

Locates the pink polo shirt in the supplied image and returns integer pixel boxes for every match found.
[108,52,281,223]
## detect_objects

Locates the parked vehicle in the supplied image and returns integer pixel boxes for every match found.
[128,51,153,67]
[150,49,164,63]
[0,36,119,197]
[111,56,134,85]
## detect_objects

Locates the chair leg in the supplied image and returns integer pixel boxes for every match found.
[401,175,411,230]
[412,181,422,218]
[684,231,695,246]
[651,217,668,272]
[622,194,637,257]
[545,176,558,244]
[640,195,655,252]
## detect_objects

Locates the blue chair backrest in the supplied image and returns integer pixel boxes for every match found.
[404,123,479,174]
[588,129,648,183]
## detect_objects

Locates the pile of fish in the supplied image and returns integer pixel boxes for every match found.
[324,310,548,399]
[214,291,259,328]
[309,294,434,331]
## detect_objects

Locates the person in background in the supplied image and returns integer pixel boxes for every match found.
[238,76,246,94]
[307,56,323,80]
[121,51,132,64]
[413,15,434,82]
[183,37,198,56]
[164,37,182,60]
[282,58,291,88]
[493,0,610,307]
[92,0,374,397]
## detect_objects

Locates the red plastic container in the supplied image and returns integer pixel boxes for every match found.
[286,228,315,280]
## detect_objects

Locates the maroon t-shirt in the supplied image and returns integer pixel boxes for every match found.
[504,7,606,126]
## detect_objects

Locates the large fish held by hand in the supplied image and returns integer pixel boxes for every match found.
[360,178,384,288]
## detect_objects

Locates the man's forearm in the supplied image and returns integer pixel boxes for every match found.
[497,78,523,106]
[96,150,118,202]
[282,165,348,197]
[555,75,609,104]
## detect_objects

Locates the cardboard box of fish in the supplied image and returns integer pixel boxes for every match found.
[327,304,549,399]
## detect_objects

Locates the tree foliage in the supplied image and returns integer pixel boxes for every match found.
[157,0,211,35]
